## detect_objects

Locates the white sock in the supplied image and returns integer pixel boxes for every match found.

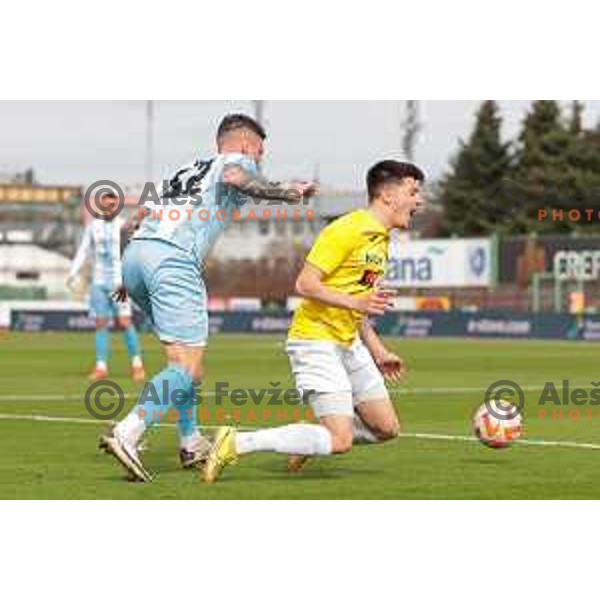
[131,356,143,369]
[115,411,146,446]
[236,424,332,456]
[352,414,379,444]
[96,360,108,372]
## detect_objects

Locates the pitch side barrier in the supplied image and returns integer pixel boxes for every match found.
[9,309,600,341]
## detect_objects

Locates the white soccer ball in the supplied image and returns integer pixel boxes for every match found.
[473,401,523,449]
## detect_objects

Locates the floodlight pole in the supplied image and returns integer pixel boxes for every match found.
[252,100,265,128]
[146,100,155,184]
[252,100,265,173]
[401,101,422,161]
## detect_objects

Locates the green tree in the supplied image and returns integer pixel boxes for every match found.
[437,100,511,236]
[568,126,600,227]
[514,100,582,233]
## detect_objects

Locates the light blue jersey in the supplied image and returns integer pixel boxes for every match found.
[68,216,135,322]
[135,153,258,263]
[69,216,142,368]
[69,217,133,319]
[70,217,125,289]
[124,152,258,346]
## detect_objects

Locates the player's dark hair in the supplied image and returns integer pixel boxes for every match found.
[100,191,118,200]
[367,160,425,201]
[217,114,266,141]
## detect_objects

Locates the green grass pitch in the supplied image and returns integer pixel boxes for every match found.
[1,331,599,499]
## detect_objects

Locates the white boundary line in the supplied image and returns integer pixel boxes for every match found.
[1,411,600,450]
[406,432,600,450]
[0,412,218,429]
[0,394,139,402]
[0,382,595,402]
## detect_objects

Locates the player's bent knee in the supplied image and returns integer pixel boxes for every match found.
[378,419,401,441]
[163,344,205,382]
[116,317,131,330]
[369,417,401,442]
[175,361,203,383]
[186,364,204,382]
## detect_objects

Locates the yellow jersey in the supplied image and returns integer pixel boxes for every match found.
[288,209,389,346]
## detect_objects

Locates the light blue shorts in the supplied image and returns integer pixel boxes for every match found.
[90,284,132,320]
[122,239,208,347]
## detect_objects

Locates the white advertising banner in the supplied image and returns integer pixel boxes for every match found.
[387,237,492,288]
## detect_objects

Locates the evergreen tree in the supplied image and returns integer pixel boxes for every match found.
[515,100,584,233]
[567,126,600,228]
[437,100,511,236]
[437,100,600,237]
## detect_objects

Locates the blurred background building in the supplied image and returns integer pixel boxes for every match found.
[2,100,600,326]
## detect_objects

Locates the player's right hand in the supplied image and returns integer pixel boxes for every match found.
[354,291,395,316]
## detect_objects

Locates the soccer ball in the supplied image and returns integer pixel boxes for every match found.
[473,401,523,449]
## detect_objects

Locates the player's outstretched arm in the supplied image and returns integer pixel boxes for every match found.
[360,319,406,382]
[295,263,394,315]
[222,164,317,203]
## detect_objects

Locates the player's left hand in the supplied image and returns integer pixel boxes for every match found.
[375,351,406,383]
[113,286,128,303]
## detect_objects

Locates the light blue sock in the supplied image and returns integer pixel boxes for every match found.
[177,382,200,443]
[136,365,193,427]
[123,325,141,361]
[95,327,110,365]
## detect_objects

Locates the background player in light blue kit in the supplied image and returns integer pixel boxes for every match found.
[67,192,145,382]
[100,114,316,481]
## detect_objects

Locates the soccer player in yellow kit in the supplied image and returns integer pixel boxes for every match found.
[204,160,426,483]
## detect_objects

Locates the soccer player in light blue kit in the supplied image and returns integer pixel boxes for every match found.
[100,114,316,481]
[67,192,145,382]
